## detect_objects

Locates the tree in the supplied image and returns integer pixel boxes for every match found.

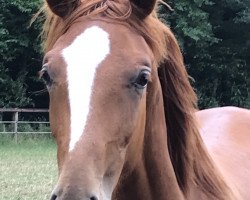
[160,0,250,108]
[0,0,45,108]
[0,0,249,109]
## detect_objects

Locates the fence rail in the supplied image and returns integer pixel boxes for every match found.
[0,108,51,142]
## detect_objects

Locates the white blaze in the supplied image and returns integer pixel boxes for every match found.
[62,26,110,151]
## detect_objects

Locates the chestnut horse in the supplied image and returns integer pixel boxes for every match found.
[39,0,250,199]
[196,106,250,200]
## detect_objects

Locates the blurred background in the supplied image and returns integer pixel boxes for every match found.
[0,0,249,109]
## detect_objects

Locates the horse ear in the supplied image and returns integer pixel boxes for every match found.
[131,0,157,18]
[46,0,80,18]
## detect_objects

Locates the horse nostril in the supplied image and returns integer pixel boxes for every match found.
[50,194,57,200]
[90,196,98,200]
[50,187,61,200]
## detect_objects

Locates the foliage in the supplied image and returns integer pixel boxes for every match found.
[0,67,31,107]
[160,0,250,108]
[1,122,51,134]
[0,0,249,109]
[0,0,44,108]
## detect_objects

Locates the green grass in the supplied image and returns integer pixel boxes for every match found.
[0,136,57,200]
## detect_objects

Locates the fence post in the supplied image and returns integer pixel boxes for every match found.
[13,111,18,143]
[0,112,2,132]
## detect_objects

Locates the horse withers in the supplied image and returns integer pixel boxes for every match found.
[39,0,250,199]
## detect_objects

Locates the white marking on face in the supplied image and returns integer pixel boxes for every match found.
[62,26,110,151]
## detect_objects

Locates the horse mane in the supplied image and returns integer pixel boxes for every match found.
[157,30,235,199]
[40,0,235,199]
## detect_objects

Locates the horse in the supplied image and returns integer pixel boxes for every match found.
[39,0,250,199]
[196,106,250,199]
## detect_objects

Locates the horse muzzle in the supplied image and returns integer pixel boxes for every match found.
[50,185,100,200]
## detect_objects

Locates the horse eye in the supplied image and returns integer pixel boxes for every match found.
[40,68,52,87]
[134,70,150,89]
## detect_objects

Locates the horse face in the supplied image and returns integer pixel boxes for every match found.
[43,19,154,199]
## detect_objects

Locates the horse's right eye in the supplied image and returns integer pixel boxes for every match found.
[133,70,151,89]
[40,68,53,87]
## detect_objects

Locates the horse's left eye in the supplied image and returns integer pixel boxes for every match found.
[134,70,150,89]
[40,68,53,87]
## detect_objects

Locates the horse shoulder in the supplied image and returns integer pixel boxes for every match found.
[195,106,250,200]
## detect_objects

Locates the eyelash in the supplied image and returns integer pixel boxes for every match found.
[40,68,53,87]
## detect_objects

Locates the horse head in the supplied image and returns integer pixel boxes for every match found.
[40,0,234,199]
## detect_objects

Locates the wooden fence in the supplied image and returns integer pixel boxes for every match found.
[0,108,51,142]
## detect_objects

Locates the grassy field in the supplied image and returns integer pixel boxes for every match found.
[0,136,57,200]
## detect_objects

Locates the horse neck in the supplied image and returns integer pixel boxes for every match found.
[113,79,184,200]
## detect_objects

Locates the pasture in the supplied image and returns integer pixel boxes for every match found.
[0,136,57,199]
